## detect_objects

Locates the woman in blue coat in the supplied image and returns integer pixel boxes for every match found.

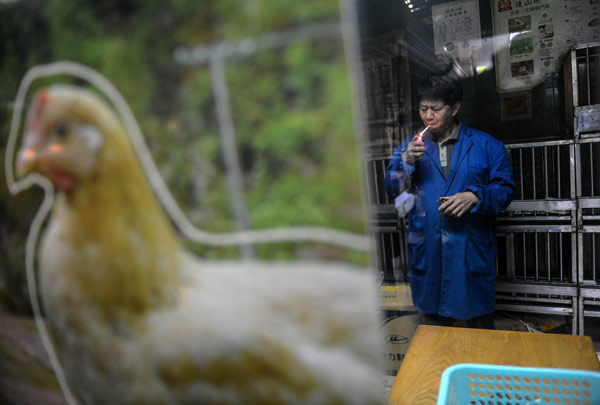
[385,67,516,328]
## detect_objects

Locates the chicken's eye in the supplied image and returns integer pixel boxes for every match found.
[56,122,69,138]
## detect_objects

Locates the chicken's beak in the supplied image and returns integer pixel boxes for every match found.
[16,133,42,177]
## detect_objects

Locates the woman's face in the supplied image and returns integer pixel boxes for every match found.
[419,99,460,137]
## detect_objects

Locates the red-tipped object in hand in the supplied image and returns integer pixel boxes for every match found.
[413,125,430,142]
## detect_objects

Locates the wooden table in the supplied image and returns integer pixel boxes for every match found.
[387,325,600,404]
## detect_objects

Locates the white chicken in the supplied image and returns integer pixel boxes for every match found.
[14,85,382,404]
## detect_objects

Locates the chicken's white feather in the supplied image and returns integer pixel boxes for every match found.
[6,63,383,404]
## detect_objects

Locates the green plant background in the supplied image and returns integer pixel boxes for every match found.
[0,0,369,314]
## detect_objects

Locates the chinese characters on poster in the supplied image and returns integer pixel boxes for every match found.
[432,0,483,63]
[493,0,600,92]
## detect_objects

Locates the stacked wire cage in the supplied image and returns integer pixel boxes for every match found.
[361,30,413,288]
[569,42,600,336]
[497,42,600,335]
[496,140,579,334]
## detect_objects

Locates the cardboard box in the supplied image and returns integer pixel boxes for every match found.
[379,284,421,376]
[379,284,414,311]
[381,312,420,376]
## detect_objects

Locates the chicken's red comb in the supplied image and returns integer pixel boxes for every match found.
[27,91,50,131]
[36,91,49,106]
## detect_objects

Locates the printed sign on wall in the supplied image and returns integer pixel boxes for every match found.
[492,0,600,92]
[432,0,483,62]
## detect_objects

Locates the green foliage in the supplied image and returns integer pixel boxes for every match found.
[0,0,371,310]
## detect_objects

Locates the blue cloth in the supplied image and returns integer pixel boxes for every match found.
[384,124,516,320]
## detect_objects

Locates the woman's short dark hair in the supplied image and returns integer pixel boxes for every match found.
[417,64,463,106]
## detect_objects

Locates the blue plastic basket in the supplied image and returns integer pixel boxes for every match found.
[437,363,600,405]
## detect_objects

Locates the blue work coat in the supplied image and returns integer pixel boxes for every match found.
[385,124,516,320]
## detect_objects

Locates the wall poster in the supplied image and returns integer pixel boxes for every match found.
[432,0,483,63]
[492,0,600,93]
[500,91,533,120]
